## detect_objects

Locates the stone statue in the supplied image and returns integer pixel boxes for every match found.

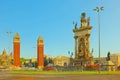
[81,12,86,18]
[87,17,90,26]
[73,21,77,29]
[106,52,110,61]
[75,22,77,29]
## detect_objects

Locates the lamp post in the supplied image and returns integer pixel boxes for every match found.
[6,32,13,54]
[6,31,13,65]
[94,6,104,73]
[68,51,73,67]
[32,46,36,68]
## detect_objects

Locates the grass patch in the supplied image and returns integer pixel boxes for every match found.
[9,70,120,75]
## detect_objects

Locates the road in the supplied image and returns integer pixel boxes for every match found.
[0,72,120,80]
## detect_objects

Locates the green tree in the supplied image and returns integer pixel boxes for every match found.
[48,57,53,64]
[44,56,48,66]
[20,58,27,66]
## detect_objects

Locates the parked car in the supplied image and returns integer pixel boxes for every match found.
[43,66,53,71]
[117,66,120,70]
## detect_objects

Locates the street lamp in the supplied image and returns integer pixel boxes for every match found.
[68,51,73,67]
[94,6,104,73]
[32,46,36,68]
[6,32,13,54]
[6,31,13,65]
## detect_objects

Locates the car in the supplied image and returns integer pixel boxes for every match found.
[43,66,53,71]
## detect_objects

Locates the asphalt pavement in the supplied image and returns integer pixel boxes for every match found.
[0,72,120,80]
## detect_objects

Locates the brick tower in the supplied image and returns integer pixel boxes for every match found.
[37,36,44,69]
[13,33,20,67]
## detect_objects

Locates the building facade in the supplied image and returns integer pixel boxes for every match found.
[110,54,120,68]
[94,54,120,70]
[0,49,13,68]
[53,56,70,67]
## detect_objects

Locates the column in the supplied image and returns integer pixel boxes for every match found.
[74,36,78,59]
[87,34,90,57]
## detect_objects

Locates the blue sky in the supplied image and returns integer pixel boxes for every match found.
[0,0,120,58]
